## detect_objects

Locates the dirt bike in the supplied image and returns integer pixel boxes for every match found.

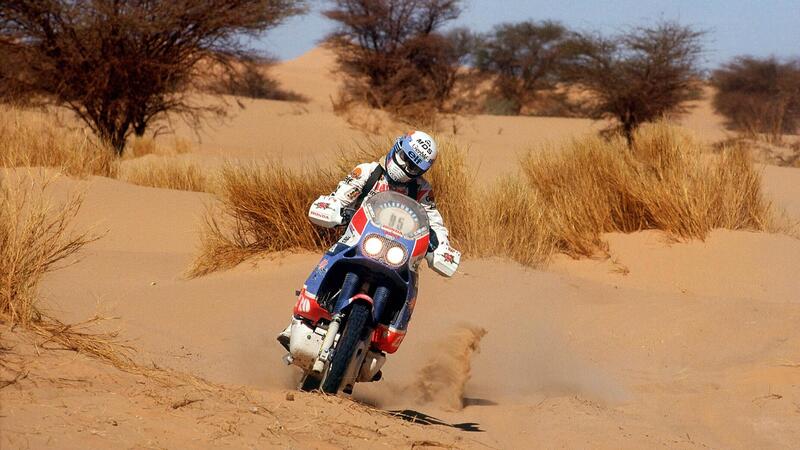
[282,190,459,395]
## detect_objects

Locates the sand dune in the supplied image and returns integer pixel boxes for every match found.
[3,47,800,449]
[166,48,603,180]
[0,170,794,448]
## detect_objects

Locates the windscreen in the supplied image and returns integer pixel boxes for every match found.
[364,191,429,240]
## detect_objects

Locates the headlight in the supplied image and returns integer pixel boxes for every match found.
[363,236,383,256]
[385,246,406,265]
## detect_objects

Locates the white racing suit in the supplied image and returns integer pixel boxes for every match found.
[331,161,450,251]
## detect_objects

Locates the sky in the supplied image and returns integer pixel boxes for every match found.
[255,0,800,68]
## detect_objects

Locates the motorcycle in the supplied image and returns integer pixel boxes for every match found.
[282,190,460,395]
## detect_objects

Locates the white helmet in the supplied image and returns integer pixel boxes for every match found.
[385,131,438,183]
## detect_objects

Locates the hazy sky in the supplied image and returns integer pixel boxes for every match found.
[256,0,799,68]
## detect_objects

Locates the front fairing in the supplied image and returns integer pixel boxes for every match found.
[297,191,430,324]
[345,191,430,267]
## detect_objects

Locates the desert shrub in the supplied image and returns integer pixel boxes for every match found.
[0,0,305,154]
[0,177,94,325]
[0,175,136,368]
[711,56,800,142]
[564,21,705,144]
[324,0,466,121]
[515,123,774,262]
[0,107,118,177]
[188,163,340,277]
[120,159,210,193]
[480,177,558,265]
[423,140,480,253]
[473,21,571,115]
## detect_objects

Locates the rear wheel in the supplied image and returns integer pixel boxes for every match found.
[321,302,370,394]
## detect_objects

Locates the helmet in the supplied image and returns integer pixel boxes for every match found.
[385,131,438,183]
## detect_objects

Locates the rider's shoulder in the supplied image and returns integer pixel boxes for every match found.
[347,162,380,182]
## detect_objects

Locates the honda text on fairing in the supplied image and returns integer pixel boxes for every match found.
[282,190,460,394]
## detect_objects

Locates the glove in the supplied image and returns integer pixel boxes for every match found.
[426,240,460,277]
[308,195,344,228]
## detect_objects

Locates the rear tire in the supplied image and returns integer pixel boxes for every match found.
[321,302,370,394]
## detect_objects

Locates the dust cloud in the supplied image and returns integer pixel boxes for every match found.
[405,324,488,411]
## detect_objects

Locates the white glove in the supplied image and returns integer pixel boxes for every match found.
[426,242,460,277]
[308,195,344,228]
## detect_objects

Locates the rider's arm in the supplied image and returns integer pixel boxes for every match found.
[416,180,450,248]
[309,163,377,228]
[417,179,459,277]
[330,163,378,208]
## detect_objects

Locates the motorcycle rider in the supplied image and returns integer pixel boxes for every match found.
[278,130,458,349]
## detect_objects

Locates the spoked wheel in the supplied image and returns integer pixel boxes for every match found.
[320,302,370,394]
[299,373,321,392]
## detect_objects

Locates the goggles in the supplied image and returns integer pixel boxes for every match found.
[391,140,425,177]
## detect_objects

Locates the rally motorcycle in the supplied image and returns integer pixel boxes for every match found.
[282,190,460,395]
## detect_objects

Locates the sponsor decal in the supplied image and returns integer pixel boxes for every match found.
[346,189,359,200]
[406,148,424,165]
[374,180,390,193]
[314,201,331,210]
[351,167,363,179]
[443,253,456,264]
[417,138,433,155]
[317,259,329,271]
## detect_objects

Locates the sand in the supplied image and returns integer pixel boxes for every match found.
[3,47,800,449]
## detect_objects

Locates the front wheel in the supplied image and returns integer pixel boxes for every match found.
[321,302,370,394]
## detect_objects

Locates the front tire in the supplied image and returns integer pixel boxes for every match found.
[321,302,370,394]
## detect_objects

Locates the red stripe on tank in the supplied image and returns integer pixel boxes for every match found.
[412,235,429,257]
[351,208,367,234]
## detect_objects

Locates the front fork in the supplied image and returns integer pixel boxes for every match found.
[312,273,390,379]
[313,272,361,373]
[313,313,340,373]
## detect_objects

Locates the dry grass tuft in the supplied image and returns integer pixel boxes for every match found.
[479,177,560,265]
[0,175,218,387]
[188,163,340,277]
[0,107,118,177]
[424,139,482,254]
[0,175,136,368]
[121,158,210,193]
[0,176,96,325]
[505,122,775,264]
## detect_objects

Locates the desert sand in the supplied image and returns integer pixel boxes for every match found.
[3,48,800,449]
